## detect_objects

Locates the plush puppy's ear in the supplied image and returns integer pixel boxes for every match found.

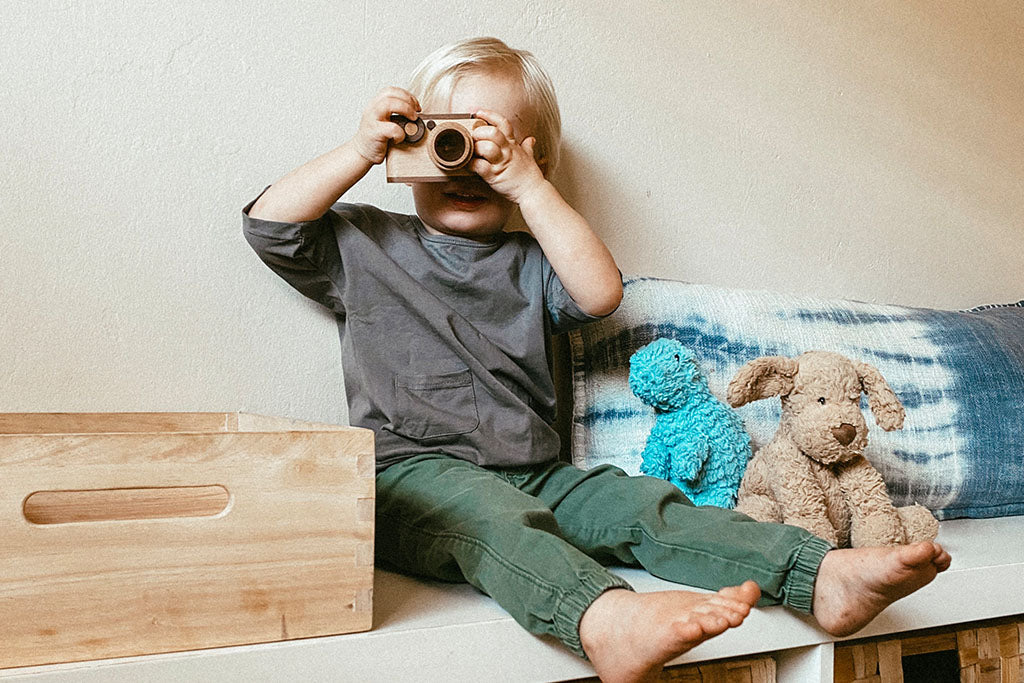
[856,361,905,431]
[727,356,799,407]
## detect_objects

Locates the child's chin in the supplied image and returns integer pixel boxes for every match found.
[426,214,497,236]
[443,223,504,239]
[437,210,507,236]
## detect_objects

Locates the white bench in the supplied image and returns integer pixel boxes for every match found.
[4,515,1021,682]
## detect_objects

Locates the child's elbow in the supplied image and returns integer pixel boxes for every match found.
[585,280,623,318]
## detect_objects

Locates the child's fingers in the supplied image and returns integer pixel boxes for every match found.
[374,86,420,111]
[472,124,507,143]
[359,113,406,147]
[472,126,510,153]
[369,95,419,123]
[472,139,503,164]
[474,126,536,160]
[474,109,516,142]
[467,158,489,178]
[378,120,406,144]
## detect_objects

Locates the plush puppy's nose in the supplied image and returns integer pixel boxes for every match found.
[832,423,857,446]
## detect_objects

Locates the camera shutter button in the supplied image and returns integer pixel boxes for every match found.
[390,114,425,143]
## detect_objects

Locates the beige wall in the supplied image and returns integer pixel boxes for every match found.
[2,1,1022,423]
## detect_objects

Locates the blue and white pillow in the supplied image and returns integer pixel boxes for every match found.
[568,276,1024,520]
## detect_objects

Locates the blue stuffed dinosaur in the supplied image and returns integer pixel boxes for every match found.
[628,338,752,508]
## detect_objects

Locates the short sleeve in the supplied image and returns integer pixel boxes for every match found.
[241,193,346,314]
[542,255,622,335]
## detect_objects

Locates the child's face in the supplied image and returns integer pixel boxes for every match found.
[411,70,537,241]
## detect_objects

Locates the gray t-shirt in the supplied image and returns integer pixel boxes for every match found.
[242,198,609,471]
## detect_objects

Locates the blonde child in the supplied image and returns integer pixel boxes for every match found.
[243,37,950,682]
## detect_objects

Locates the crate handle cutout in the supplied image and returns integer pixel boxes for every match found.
[22,485,231,524]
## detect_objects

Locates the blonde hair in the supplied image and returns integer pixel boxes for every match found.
[408,37,562,172]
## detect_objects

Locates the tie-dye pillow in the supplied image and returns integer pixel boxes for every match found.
[568,276,1024,520]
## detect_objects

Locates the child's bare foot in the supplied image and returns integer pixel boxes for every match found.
[579,581,761,683]
[813,541,952,637]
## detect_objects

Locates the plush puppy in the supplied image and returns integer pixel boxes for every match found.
[727,350,938,547]
[629,338,752,508]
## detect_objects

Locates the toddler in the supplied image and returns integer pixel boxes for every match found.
[243,37,950,683]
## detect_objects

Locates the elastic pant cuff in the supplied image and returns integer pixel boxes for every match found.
[554,572,634,658]
[782,535,834,614]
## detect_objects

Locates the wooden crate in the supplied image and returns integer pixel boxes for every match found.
[0,412,375,669]
[572,653,776,682]
[835,617,1024,683]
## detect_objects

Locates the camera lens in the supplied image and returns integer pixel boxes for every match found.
[434,129,466,163]
[427,122,474,170]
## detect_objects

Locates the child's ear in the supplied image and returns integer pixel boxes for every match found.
[523,137,549,177]
[537,156,550,178]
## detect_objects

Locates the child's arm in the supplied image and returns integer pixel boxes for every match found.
[249,87,420,223]
[470,110,623,317]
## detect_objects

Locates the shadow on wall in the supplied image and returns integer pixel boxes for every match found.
[546,143,633,462]
[551,144,594,224]
[550,141,668,284]
[548,142,626,242]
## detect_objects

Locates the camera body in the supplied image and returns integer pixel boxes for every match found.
[385,113,484,183]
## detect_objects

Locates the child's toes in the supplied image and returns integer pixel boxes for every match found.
[718,580,761,605]
[694,613,730,637]
[718,607,747,627]
[670,619,705,644]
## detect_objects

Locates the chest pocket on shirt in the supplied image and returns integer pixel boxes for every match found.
[389,369,480,440]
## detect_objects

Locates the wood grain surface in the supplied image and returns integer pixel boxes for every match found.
[0,413,375,669]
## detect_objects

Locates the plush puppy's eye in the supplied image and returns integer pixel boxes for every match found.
[818,397,827,405]
[674,354,680,361]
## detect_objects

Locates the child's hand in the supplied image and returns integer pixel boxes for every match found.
[352,87,420,165]
[469,109,547,204]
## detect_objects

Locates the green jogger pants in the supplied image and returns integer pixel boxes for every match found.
[375,454,832,657]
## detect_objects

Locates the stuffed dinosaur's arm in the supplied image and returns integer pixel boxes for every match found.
[668,431,710,483]
[639,434,671,479]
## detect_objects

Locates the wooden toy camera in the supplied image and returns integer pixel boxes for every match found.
[385,113,485,183]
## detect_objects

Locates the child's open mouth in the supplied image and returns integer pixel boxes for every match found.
[442,187,489,210]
